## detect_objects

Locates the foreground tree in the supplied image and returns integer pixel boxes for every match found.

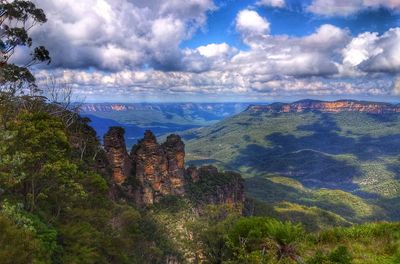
[0,0,50,94]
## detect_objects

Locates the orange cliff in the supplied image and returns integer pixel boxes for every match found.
[103,128,245,207]
[247,99,400,114]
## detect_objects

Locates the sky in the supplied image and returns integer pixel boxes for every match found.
[15,0,400,102]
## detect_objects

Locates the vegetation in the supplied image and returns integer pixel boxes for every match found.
[0,1,399,263]
[157,204,400,264]
[184,110,400,223]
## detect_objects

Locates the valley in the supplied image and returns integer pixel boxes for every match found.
[4,1,400,262]
[183,100,400,223]
[80,102,250,147]
[82,99,400,226]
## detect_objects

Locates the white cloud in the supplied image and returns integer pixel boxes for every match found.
[235,9,270,36]
[196,43,232,57]
[307,0,363,16]
[256,0,285,8]
[307,0,400,16]
[23,1,400,100]
[342,28,400,74]
[231,23,349,77]
[364,0,400,9]
[303,24,350,50]
[342,32,380,67]
[35,68,393,101]
[360,28,400,73]
[30,0,215,71]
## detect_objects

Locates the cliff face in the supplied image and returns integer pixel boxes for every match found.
[186,166,245,206]
[103,128,244,207]
[247,100,400,114]
[103,127,132,185]
[130,131,186,205]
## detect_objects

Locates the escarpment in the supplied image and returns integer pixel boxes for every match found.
[104,128,244,207]
[247,99,400,114]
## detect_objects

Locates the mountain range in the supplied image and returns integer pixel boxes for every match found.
[182,99,400,225]
[80,102,250,147]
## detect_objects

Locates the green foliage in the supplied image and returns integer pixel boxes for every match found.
[307,246,354,264]
[186,205,240,263]
[0,112,88,215]
[185,111,400,223]
[329,246,353,264]
[1,0,51,92]
[0,98,180,263]
[0,212,49,263]
[186,166,243,204]
[226,217,304,263]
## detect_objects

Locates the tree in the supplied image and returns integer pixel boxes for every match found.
[0,0,50,94]
[0,112,87,216]
[0,213,49,263]
[188,205,240,263]
[41,75,85,128]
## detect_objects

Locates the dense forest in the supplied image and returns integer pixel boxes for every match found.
[0,1,399,263]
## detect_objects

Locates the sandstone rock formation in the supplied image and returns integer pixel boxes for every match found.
[247,99,400,114]
[130,131,186,205]
[103,128,245,208]
[103,127,131,185]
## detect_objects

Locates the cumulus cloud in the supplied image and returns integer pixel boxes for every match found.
[24,2,400,100]
[342,28,400,74]
[34,69,393,102]
[29,0,215,71]
[235,9,270,36]
[359,28,400,73]
[196,43,233,58]
[307,0,400,16]
[231,18,350,77]
[256,0,285,8]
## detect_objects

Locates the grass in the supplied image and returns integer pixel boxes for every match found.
[309,222,400,264]
[147,196,400,263]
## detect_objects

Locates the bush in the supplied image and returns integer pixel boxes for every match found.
[328,246,352,264]
[226,217,304,262]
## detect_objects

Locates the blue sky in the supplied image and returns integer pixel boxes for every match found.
[26,0,400,102]
[183,0,399,48]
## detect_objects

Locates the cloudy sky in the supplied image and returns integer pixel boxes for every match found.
[21,0,400,102]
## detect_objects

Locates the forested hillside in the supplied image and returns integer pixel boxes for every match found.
[1,95,400,263]
[184,100,400,224]
[1,1,400,264]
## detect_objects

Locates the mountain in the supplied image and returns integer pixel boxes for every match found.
[2,95,400,263]
[103,127,244,207]
[80,102,251,148]
[183,99,400,223]
[82,113,198,148]
[247,99,400,114]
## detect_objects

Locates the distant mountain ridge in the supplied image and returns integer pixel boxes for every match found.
[183,99,400,223]
[80,102,252,148]
[81,102,250,118]
[247,99,400,114]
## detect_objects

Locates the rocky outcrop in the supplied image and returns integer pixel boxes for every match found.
[130,131,186,205]
[103,128,245,208]
[185,166,245,207]
[162,134,186,193]
[104,127,131,185]
[247,99,400,114]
